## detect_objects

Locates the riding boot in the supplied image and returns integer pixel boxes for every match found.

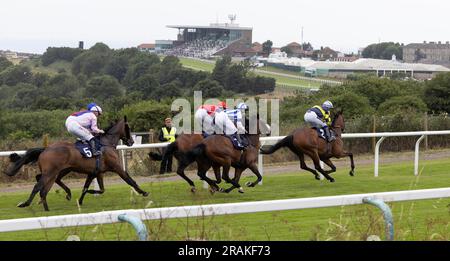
[234,134,245,150]
[323,127,332,143]
[89,138,101,156]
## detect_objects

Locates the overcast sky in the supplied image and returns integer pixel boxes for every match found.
[1,0,449,54]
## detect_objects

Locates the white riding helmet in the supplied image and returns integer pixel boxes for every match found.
[322,100,333,111]
[89,105,103,115]
[237,102,248,110]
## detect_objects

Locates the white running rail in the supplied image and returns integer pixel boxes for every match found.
[1,130,449,177]
[0,187,449,233]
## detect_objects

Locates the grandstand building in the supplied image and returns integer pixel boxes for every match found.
[264,52,450,80]
[164,19,254,58]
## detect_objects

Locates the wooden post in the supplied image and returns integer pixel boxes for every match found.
[43,134,49,147]
[149,129,154,143]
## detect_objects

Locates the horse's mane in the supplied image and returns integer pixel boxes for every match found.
[104,119,122,133]
[331,110,343,127]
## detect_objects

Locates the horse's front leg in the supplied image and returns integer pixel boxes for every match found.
[105,151,149,196]
[321,158,336,175]
[335,151,355,176]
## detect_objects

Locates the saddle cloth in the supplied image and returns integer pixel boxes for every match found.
[226,135,248,150]
[74,137,102,158]
[312,127,334,141]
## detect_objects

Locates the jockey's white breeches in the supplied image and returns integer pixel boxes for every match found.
[214,112,238,135]
[194,109,215,135]
[65,120,94,141]
[304,111,327,129]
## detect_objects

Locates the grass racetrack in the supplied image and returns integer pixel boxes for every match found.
[0,158,449,241]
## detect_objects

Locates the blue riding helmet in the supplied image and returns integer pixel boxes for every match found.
[87,102,97,110]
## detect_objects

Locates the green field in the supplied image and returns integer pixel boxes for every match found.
[0,158,449,241]
[177,57,322,89]
[178,57,215,72]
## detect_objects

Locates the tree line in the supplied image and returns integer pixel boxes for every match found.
[0,44,275,141]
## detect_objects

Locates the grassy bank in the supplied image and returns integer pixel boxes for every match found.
[0,158,449,240]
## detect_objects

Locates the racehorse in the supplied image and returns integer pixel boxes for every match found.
[4,116,149,211]
[260,110,354,182]
[184,116,270,193]
[149,134,222,193]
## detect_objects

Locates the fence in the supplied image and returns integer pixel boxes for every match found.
[1,187,449,241]
[1,130,450,179]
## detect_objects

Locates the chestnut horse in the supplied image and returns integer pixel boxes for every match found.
[184,117,270,193]
[5,116,148,211]
[260,111,354,182]
[149,134,222,192]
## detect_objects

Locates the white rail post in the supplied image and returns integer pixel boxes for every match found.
[120,140,126,171]
[319,161,325,180]
[374,137,386,177]
[414,135,426,176]
[258,141,265,185]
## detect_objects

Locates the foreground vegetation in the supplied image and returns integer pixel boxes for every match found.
[0,158,449,241]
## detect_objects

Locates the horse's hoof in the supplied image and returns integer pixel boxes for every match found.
[142,192,149,197]
[218,187,225,193]
[209,188,216,195]
[77,199,83,206]
[190,187,196,193]
[238,188,245,193]
[17,202,28,208]
[66,194,72,201]
[349,170,355,176]
[315,176,321,180]
[245,181,252,187]
[329,178,335,183]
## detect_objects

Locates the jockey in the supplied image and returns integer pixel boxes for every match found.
[65,105,105,156]
[217,101,227,111]
[194,104,217,137]
[304,100,335,142]
[225,102,247,133]
[214,107,245,150]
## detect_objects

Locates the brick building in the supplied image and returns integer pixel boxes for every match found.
[403,41,450,68]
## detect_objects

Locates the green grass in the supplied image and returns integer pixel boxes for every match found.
[177,57,321,89]
[255,71,322,89]
[178,57,215,72]
[0,158,449,241]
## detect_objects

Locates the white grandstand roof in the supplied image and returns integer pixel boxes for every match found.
[267,53,450,72]
[312,58,450,72]
[167,24,252,31]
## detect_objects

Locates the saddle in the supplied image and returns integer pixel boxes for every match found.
[74,137,102,158]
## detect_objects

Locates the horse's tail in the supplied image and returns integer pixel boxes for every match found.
[4,147,45,177]
[260,135,293,155]
[184,143,206,163]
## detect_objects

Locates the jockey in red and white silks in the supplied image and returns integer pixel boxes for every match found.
[194,104,216,136]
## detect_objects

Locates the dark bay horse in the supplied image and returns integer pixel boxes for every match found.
[149,134,222,192]
[260,111,354,182]
[184,117,270,193]
[4,116,148,211]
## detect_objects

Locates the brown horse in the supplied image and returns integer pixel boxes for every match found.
[260,111,354,182]
[184,117,270,193]
[149,134,222,192]
[5,116,149,211]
